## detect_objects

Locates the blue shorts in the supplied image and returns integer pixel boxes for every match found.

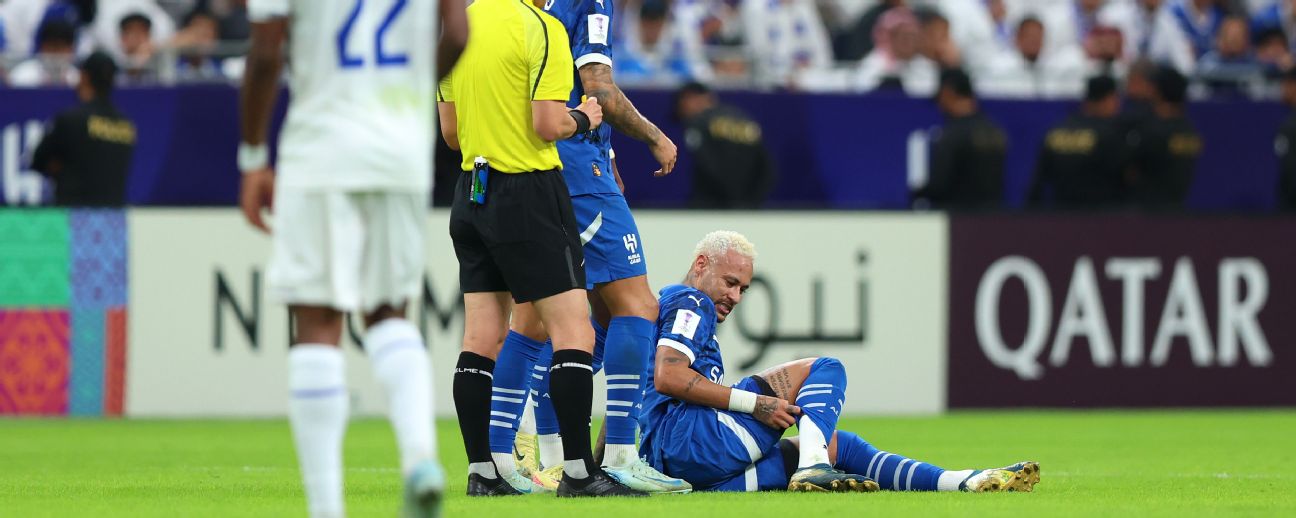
[571,193,647,289]
[642,377,790,491]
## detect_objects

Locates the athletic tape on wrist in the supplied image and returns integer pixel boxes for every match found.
[728,389,758,414]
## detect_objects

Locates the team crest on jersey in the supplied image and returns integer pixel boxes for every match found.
[592,162,602,177]
[624,234,642,265]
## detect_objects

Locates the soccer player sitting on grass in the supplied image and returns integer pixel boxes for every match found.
[639,231,1042,493]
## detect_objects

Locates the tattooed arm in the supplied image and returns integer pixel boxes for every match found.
[578,63,677,177]
[654,346,799,429]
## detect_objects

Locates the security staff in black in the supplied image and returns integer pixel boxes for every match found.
[1128,66,1202,210]
[31,52,135,207]
[915,68,1007,210]
[1276,68,1296,210]
[436,0,643,499]
[674,82,776,209]
[1028,76,1128,209]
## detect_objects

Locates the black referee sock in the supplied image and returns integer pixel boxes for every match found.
[453,352,496,475]
[548,348,597,479]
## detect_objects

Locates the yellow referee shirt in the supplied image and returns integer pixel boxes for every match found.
[438,0,573,174]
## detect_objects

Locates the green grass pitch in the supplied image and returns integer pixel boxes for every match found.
[2,411,1294,517]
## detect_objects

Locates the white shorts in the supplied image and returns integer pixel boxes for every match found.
[267,189,427,313]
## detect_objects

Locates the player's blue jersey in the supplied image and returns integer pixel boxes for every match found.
[639,284,726,434]
[543,0,620,196]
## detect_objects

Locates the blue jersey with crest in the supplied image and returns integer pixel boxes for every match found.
[639,284,725,433]
[543,0,620,196]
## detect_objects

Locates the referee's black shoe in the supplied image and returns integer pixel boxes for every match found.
[556,467,649,497]
[466,473,524,496]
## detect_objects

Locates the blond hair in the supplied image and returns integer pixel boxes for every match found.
[693,230,757,263]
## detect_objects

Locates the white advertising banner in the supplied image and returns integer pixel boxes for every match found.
[127,210,947,417]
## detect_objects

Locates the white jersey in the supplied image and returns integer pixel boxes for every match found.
[249,0,437,192]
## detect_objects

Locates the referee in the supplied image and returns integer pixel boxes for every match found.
[437,0,640,498]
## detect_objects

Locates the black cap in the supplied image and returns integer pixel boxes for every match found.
[1154,65,1188,104]
[1085,75,1118,102]
[937,67,974,98]
[80,51,119,95]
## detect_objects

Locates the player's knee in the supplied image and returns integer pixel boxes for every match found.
[810,357,847,388]
[547,316,595,352]
[509,318,548,342]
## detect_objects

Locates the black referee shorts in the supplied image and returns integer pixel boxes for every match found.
[449,168,586,304]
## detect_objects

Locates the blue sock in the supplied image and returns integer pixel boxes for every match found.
[533,342,559,436]
[794,358,848,466]
[602,316,654,448]
[834,430,945,491]
[487,331,544,454]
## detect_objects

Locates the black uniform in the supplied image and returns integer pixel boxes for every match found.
[1128,114,1201,209]
[31,97,135,206]
[1029,114,1128,208]
[917,112,1007,209]
[1276,111,1296,210]
[684,105,776,209]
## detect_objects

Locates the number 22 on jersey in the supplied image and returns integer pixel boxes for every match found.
[336,0,409,68]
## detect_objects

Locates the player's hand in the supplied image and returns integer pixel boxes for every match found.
[240,168,275,234]
[649,134,677,177]
[753,395,800,430]
[578,97,603,130]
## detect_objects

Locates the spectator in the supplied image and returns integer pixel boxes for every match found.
[1029,76,1129,208]
[8,20,79,87]
[88,0,174,64]
[674,81,777,209]
[1128,66,1202,209]
[0,0,94,59]
[1277,67,1296,209]
[1250,0,1295,49]
[171,9,224,82]
[1155,0,1226,73]
[853,8,939,96]
[1101,0,1173,62]
[1042,0,1108,58]
[1255,27,1294,76]
[740,0,833,88]
[835,0,905,61]
[914,68,1007,209]
[946,0,1016,75]
[614,0,713,85]
[30,52,135,207]
[978,17,1087,98]
[1197,15,1264,96]
[917,8,961,68]
[118,13,154,81]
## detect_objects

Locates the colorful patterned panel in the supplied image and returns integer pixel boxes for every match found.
[0,210,70,306]
[69,210,127,309]
[0,310,70,415]
[104,307,127,416]
[68,309,105,416]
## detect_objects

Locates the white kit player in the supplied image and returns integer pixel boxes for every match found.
[238,1,466,517]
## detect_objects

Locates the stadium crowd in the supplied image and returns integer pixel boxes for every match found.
[3,0,1296,98]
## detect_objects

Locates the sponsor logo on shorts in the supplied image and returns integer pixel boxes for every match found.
[623,234,642,265]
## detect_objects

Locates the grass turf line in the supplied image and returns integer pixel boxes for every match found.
[1,411,1293,517]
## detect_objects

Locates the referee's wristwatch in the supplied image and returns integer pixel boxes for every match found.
[238,142,270,174]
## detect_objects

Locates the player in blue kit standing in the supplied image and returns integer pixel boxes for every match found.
[482,0,691,495]
[640,230,1042,493]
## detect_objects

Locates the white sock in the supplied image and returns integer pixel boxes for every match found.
[492,452,517,476]
[518,398,537,435]
[538,434,564,470]
[468,462,498,479]
[564,459,589,479]
[796,415,831,468]
[288,345,349,518]
[603,443,638,468]
[937,469,976,491]
[364,318,435,476]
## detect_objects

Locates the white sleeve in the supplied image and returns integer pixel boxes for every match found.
[248,0,292,22]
